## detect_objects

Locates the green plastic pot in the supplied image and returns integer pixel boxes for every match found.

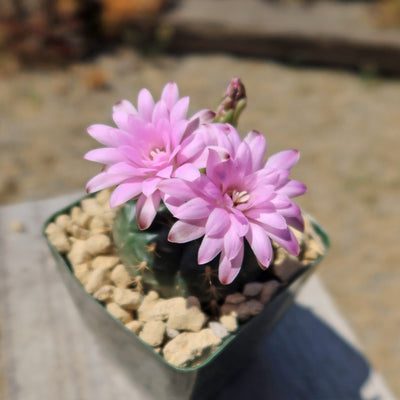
[43,194,329,400]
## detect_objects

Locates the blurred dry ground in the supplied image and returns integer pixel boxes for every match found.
[0,48,400,396]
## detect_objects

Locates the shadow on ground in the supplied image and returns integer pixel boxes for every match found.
[219,304,373,400]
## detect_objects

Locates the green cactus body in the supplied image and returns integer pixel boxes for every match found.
[112,200,272,307]
[112,200,185,298]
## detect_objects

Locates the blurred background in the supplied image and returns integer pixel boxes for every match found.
[1,0,399,396]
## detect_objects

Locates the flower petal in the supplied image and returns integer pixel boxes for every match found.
[156,165,173,179]
[278,180,307,198]
[229,210,249,237]
[266,226,300,256]
[246,222,273,268]
[285,215,304,232]
[173,163,201,182]
[109,180,142,207]
[113,99,137,114]
[136,192,161,230]
[234,141,252,175]
[191,109,216,124]
[142,177,162,197]
[158,179,194,203]
[253,212,287,230]
[171,96,189,124]
[206,148,231,188]
[177,134,207,166]
[224,124,242,154]
[118,145,146,166]
[137,88,155,121]
[224,226,243,260]
[218,246,244,284]
[198,235,224,264]
[86,172,128,193]
[278,202,304,231]
[244,130,266,170]
[152,100,168,123]
[174,197,212,220]
[161,82,179,110]
[84,148,123,164]
[205,207,230,237]
[87,124,117,147]
[266,149,299,170]
[199,177,224,201]
[113,109,135,131]
[168,220,205,243]
[270,194,292,210]
[107,162,142,175]
[180,118,199,143]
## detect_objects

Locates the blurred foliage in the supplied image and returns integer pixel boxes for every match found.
[0,0,175,67]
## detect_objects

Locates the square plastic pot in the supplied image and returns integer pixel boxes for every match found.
[43,195,329,400]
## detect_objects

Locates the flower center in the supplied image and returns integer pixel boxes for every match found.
[231,190,250,206]
[150,148,164,159]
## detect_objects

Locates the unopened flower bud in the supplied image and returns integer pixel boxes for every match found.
[214,78,247,126]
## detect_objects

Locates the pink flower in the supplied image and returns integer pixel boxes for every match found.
[160,128,307,284]
[84,82,215,229]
